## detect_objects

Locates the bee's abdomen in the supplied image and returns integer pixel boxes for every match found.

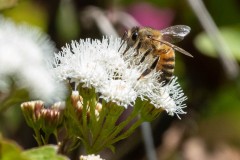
[157,49,175,83]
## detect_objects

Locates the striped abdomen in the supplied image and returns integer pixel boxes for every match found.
[156,47,175,83]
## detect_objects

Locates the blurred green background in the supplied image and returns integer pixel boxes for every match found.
[1,0,240,159]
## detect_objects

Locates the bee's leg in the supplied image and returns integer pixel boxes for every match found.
[137,56,159,80]
[135,48,152,65]
[150,56,159,70]
[118,42,125,52]
[123,40,140,55]
[122,46,130,55]
[134,41,142,57]
[119,31,128,53]
[139,48,153,63]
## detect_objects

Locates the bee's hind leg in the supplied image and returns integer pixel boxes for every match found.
[139,48,153,63]
[137,56,159,80]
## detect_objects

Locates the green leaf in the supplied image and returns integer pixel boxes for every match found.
[194,25,240,61]
[0,136,68,160]
[107,145,115,153]
[0,135,29,160]
[22,145,68,160]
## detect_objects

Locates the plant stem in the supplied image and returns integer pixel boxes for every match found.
[34,129,43,146]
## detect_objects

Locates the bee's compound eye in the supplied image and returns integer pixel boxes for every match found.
[131,32,138,41]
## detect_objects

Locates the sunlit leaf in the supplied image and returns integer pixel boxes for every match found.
[22,145,68,160]
[0,135,29,160]
[0,136,68,160]
[194,26,240,61]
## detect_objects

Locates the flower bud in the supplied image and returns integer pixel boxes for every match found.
[21,101,44,129]
[71,91,102,122]
[41,102,65,134]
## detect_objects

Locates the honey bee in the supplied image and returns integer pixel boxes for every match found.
[123,25,193,84]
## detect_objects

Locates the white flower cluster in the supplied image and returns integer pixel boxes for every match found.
[52,36,187,116]
[0,16,66,102]
[80,154,105,160]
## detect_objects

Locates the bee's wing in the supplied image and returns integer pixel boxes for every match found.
[160,25,191,43]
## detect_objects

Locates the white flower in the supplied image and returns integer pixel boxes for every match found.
[80,154,105,160]
[52,39,110,89]
[147,77,187,118]
[52,36,188,117]
[0,16,67,102]
[99,79,137,108]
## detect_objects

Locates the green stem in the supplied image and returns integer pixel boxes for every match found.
[88,94,97,146]
[34,129,43,146]
[90,98,146,153]
[44,133,51,145]
[89,103,125,153]
[81,97,89,146]
[111,118,143,144]
[91,100,107,145]
[93,119,143,153]
[53,130,59,143]
[91,107,139,153]
[79,87,97,151]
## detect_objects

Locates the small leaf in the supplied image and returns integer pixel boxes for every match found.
[194,25,240,61]
[107,145,115,153]
[22,145,68,160]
